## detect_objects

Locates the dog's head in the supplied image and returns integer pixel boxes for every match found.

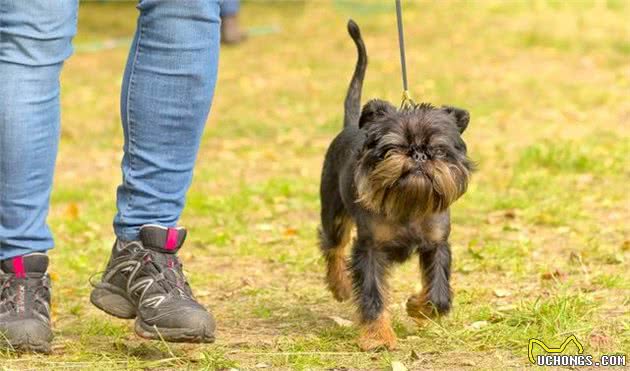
[355,100,474,222]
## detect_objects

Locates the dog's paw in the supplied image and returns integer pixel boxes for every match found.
[326,259,353,302]
[329,276,352,302]
[406,293,438,322]
[358,324,397,351]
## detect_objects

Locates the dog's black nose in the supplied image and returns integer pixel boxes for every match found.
[412,150,428,162]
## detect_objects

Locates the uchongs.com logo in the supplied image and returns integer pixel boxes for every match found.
[528,335,626,367]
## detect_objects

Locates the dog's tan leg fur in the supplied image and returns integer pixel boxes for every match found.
[324,217,352,302]
[406,290,436,321]
[325,248,352,302]
[407,214,449,321]
[358,312,397,350]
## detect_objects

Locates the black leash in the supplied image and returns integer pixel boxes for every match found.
[395,0,415,108]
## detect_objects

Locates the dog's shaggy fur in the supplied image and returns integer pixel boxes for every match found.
[318,20,474,350]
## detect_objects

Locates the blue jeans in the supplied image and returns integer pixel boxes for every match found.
[220,0,240,17]
[0,0,221,260]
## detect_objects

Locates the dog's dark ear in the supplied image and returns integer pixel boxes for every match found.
[359,99,395,129]
[442,106,470,133]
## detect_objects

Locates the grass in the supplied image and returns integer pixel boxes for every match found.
[2,0,629,370]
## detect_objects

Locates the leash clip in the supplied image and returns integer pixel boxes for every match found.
[401,90,415,109]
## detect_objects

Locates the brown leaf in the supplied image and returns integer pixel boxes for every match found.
[541,269,566,281]
[65,203,80,219]
[487,209,518,224]
[283,227,298,236]
[589,332,612,348]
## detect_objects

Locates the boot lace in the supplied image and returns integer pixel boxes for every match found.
[135,249,192,297]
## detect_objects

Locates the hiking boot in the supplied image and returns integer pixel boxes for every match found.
[0,253,53,353]
[221,14,247,45]
[90,225,215,343]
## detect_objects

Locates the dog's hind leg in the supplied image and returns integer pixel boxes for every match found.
[319,193,353,302]
[350,237,397,350]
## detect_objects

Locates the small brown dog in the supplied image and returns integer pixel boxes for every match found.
[318,20,473,350]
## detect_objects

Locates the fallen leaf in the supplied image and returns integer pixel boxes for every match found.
[493,289,511,298]
[328,316,353,327]
[255,223,274,231]
[283,227,298,236]
[468,320,488,330]
[555,226,571,234]
[589,333,612,348]
[391,361,407,371]
[65,203,80,219]
[541,269,566,281]
[487,209,518,224]
[504,210,516,219]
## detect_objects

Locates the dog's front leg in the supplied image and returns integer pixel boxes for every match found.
[350,237,396,350]
[407,241,452,321]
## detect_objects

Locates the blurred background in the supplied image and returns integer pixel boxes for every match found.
[8,0,628,369]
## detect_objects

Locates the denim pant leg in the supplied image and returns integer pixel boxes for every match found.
[220,0,240,17]
[114,0,221,241]
[0,1,78,260]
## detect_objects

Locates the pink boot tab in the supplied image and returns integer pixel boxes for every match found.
[165,228,179,251]
[12,256,26,278]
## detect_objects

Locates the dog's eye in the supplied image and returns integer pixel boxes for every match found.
[433,148,445,158]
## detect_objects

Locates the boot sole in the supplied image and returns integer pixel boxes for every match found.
[134,318,215,343]
[90,284,137,319]
[1,327,52,354]
[91,285,215,343]
[2,341,52,354]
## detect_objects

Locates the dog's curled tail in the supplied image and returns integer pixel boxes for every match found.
[344,19,367,128]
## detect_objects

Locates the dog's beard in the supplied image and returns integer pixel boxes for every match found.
[355,151,469,222]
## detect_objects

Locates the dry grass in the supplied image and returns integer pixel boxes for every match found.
[2,1,629,370]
